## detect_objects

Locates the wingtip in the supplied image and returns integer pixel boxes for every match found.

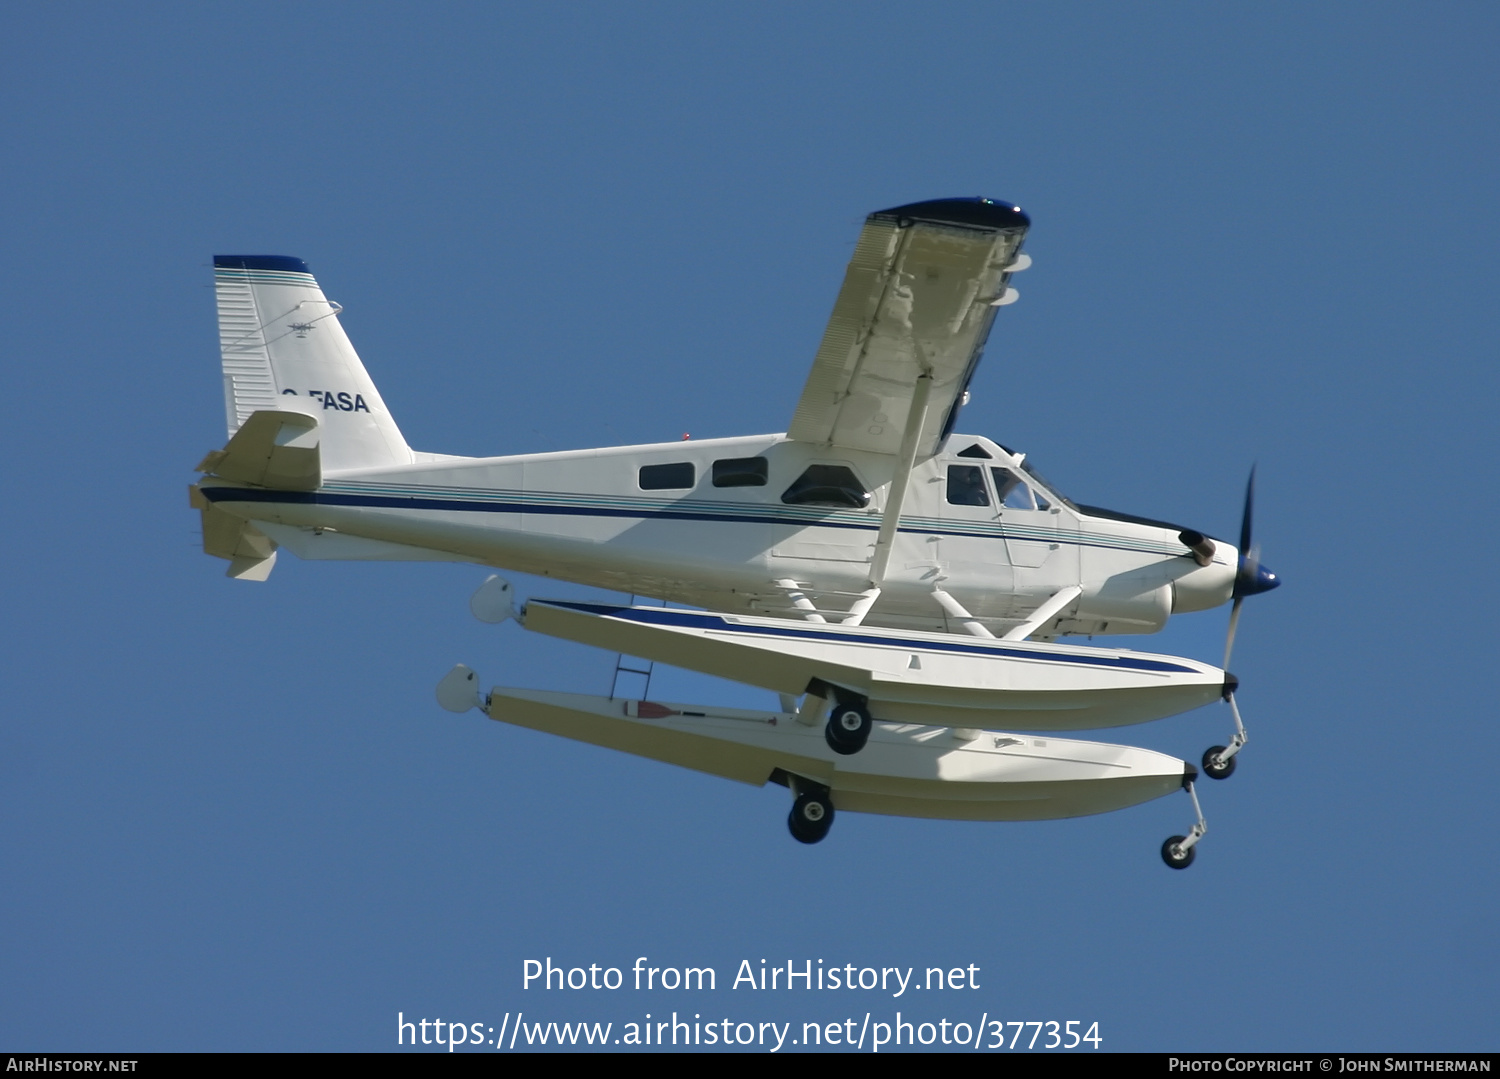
[870,197,1030,232]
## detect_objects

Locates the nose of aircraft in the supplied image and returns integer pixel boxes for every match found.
[1234,559,1280,598]
[1228,467,1279,600]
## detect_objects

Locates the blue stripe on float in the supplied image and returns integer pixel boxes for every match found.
[537,601,1201,674]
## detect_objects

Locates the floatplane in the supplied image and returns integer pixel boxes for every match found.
[191,198,1278,866]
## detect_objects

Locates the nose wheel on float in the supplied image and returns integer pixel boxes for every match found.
[1161,776,1208,870]
[1202,680,1250,779]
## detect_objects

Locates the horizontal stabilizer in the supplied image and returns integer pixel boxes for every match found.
[191,487,279,581]
[196,409,320,490]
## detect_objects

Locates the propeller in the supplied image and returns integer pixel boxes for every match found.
[1223,466,1279,670]
[1205,467,1280,780]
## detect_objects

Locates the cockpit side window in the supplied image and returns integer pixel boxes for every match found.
[781,464,869,508]
[712,456,768,488]
[992,467,1049,510]
[639,462,695,490]
[946,464,990,506]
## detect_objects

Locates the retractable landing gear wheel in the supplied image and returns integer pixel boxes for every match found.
[787,791,835,844]
[1202,745,1237,780]
[824,704,872,755]
[1161,835,1196,870]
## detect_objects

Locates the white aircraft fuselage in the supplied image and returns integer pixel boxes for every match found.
[195,199,1278,643]
[199,429,1239,638]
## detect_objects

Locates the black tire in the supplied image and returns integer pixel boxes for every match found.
[787,791,835,844]
[1202,745,1237,780]
[1161,835,1196,870]
[824,704,872,755]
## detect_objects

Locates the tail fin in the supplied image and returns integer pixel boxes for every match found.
[213,255,412,473]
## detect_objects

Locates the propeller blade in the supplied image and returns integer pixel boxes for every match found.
[1232,466,1279,599]
[1223,595,1244,670]
[1222,464,1280,670]
[1225,467,1257,669]
[1238,466,1255,563]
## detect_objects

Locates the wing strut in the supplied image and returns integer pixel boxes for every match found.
[846,371,933,628]
[931,587,995,638]
[1001,585,1083,641]
[772,579,828,623]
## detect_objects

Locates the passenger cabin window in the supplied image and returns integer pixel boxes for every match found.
[992,467,1050,510]
[946,465,990,506]
[781,464,869,508]
[712,456,768,488]
[639,462,695,490]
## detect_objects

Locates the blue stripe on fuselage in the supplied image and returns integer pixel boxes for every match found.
[200,485,863,531]
[198,485,1186,558]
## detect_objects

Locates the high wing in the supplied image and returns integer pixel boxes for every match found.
[787,197,1030,458]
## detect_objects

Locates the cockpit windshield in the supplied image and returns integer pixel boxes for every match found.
[997,445,1078,511]
[992,468,1049,510]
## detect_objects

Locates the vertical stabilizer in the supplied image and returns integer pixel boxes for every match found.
[213,256,412,472]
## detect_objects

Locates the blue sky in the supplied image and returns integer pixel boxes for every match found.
[1,3,1496,1052]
